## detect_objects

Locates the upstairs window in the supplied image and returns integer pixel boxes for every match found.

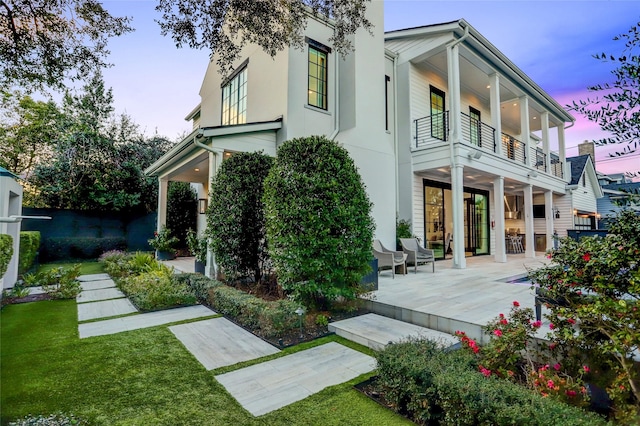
[307,39,330,110]
[221,64,248,125]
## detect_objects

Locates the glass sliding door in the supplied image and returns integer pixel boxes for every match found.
[424,185,445,259]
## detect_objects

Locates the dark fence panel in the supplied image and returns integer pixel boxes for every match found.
[21,208,156,261]
[567,229,609,241]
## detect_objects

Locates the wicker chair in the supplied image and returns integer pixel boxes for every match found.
[400,238,435,273]
[372,239,407,278]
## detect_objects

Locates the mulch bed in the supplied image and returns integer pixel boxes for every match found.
[1,292,53,308]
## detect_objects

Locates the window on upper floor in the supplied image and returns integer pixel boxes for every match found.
[307,39,330,110]
[582,173,586,187]
[469,106,481,146]
[430,86,446,141]
[221,63,248,125]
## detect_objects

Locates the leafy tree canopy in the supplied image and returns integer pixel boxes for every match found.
[0,0,133,92]
[155,0,372,76]
[568,21,639,167]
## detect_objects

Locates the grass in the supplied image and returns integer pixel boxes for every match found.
[38,261,105,275]
[0,300,411,425]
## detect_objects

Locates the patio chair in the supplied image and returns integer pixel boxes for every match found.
[400,238,435,273]
[372,239,407,278]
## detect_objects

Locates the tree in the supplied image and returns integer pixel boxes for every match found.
[166,181,197,249]
[0,90,62,175]
[155,0,372,76]
[0,0,133,92]
[207,151,274,284]
[568,22,640,166]
[263,136,374,308]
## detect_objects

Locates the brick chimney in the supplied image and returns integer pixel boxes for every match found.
[578,140,595,165]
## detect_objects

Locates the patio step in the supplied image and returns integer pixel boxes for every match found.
[329,313,458,351]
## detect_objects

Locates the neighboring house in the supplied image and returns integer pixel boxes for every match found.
[145,3,396,277]
[598,182,640,228]
[146,14,599,274]
[385,20,574,268]
[0,166,23,289]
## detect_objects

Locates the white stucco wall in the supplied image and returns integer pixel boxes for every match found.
[0,175,23,289]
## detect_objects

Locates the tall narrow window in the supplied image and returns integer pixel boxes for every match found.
[385,75,391,131]
[221,65,247,125]
[307,39,330,110]
[469,106,481,146]
[430,86,446,140]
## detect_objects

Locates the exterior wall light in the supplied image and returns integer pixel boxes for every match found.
[198,198,208,214]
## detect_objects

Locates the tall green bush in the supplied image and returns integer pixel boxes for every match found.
[166,181,197,249]
[18,231,40,274]
[263,136,374,308]
[0,234,13,279]
[207,151,274,283]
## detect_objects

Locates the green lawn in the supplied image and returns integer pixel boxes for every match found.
[0,300,410,425]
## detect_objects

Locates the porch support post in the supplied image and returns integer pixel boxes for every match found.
[157,177,168,232]
[523,184,535,258]
[489,73,502,156]
[544,190,554,251]
[205,149,224,279]
[447,43,462,144]
[541,112,551,172]
[493,177,507,263]
[520,96,531,167]
[558,123,568,181]
[451,164,466,269]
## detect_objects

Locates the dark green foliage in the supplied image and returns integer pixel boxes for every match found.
[172,273,222,303]
[18,231,40,275]
[23,264,81,299]
[375,339,607,425]
[166,182,197,248]
[0,234,13,278]
[120,269,196,311]
[263,136,374,308]
[42,237,126,262]
[206,281,299,338]
[207,151,274,283]
[396,218,412,250]
[186,229,207,263]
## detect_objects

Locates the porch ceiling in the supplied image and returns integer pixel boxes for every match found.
[167,153,210,183]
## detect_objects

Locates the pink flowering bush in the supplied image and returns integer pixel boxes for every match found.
[528,362,589,406]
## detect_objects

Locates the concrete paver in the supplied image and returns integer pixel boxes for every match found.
[77,273,111,282]
[80,280,116,291]
[77,287,125,303]
[79,305,215,338]
[170,318,280,370]
[215,342,375,416]
[329,313,458,350]
[77,298,137,322]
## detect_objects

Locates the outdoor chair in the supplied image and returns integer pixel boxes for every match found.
[400,238,435,273]
[372,239,407,278]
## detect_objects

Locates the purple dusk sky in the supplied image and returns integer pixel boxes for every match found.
[100,0,639,177]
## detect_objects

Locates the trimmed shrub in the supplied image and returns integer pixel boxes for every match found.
[375,339,607,425]
[119,268,196,311]
[206,282,298,338]
[0,234,13,279]
[42,237,126,261]
[207,151,274,283]
[18,231,40,274]
[166,181,197,249]
[263,136,374,308]
[172,272,223,303]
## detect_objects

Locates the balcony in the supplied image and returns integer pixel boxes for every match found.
[414,112,563,178]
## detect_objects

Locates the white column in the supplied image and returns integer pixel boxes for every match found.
[157,177,168,232]
[520,96,531,167]
[451,164,466,269]
[558,124,568,181]
[493,177,507,262]
[523,184,535,258]
[447,43,462,143]
[544,190,554,251]
[205,151,218,279]
[489,73,502,156]
[541,112,551,173]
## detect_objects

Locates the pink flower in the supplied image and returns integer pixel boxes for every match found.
[582,253,591,262]
[480,367,492,377]
[500,318,508,325]
[549,343,557,350]
[566,390,577,397]
[546,253,552,259]
[532,320,542,328]
[547,379,555,389]
[553,363,561,371]
[513,301,520,307]
[567,318,576,325]
[583,365,590,373]
[499,313,505,318]
[549,323,555,330]
[493,329,503,337]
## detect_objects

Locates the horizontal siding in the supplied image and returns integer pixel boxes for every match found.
[553,194,573,237]
[413,175,425,242]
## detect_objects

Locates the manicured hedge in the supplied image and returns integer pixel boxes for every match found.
[18,231,40,275]
[42,237,127,261]
[0,234,13,279]
[375,339,607,426]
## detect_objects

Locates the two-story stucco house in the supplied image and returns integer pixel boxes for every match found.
[147,11,591,275]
